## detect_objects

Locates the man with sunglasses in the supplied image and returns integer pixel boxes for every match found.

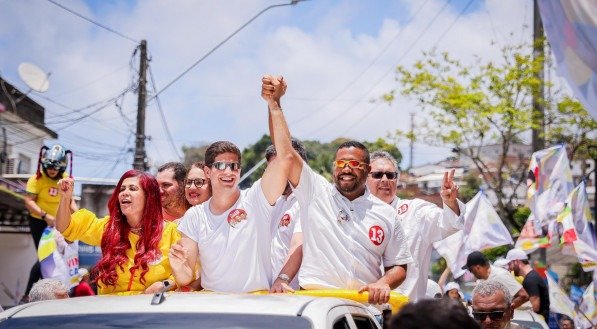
[472,281,524,329]
[170,75,295,293]
[264,80,412,310]
[365,151,465,302]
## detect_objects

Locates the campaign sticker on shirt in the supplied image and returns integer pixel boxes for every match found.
[227,209,248,228]
[369,225,385,246]
[337,209,349,223]
[278,213,291,230]
[397,203,408,215]
[48,187,58,197]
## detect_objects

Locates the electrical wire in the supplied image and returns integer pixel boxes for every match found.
[148,65,182,160]
[46,0,139,44]
[288,0,432,127]
[432,0,475,48]
[149,0,306,101]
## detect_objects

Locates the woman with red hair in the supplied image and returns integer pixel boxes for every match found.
[55,170,180,295]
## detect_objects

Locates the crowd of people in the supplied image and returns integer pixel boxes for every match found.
[20,75,569,328]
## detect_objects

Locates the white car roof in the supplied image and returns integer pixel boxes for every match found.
[1,293,366,319]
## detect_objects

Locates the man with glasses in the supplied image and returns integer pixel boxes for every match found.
[157,162,191,223]
[472,281,524,329]
[265,77,412,310]
[365,151,464,302]
[169,75,295,293]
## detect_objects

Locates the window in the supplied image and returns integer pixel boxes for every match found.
[352,315,378,329]
[17,153,31,174]
[332,317,351,329]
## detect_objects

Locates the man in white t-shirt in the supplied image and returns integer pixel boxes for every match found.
[463,251,530,309]
[169,75,294,292]
[266,78,413,305]
[265,140,308,293]
[366,151,465,301]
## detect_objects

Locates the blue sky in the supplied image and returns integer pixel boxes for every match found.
[0,0,534,180]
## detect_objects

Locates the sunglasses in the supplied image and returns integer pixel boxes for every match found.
[472,311,506,321]
[334,159,368,169]
[184,178,206,188]
[370,171,398,180]
[211,161,240,171]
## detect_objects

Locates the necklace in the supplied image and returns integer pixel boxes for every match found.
[130,227,142,234]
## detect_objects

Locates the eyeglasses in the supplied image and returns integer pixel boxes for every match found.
[334,159,368,169]
[472,311,506,321]
[212,161,240,171]
[369,171,398,180]
[184,178,206,188]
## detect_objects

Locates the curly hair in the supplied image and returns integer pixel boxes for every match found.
[94,170,164,289]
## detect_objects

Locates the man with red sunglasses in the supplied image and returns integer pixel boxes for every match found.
[365,151,465,302]
[263,75,413,319]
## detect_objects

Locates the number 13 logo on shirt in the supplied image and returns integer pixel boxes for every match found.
[368,225,384,246]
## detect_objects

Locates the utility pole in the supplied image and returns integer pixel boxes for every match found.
[409,113,414,170]
[532,0,545,152]
[133,40,148,171]
[532,0,547,266]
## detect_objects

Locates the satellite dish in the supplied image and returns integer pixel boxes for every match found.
[18,62,50,93]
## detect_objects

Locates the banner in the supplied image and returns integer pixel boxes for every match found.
[38,227,80,288]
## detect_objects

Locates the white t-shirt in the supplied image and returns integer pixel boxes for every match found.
[483,265,523,297]
[270,194,302,290]
[392,198,465,301]
[293,162,413,290]
[178,183,274,293]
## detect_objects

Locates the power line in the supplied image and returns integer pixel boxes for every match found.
[149,0,306,101]
[303,0,453,137]
[288,0,432,127]
[46,0,139,44]
[148,64,182,161]
[432,0,475,47]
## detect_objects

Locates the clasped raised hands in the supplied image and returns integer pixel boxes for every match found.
[261,75,286,108]
[57,177,75,199]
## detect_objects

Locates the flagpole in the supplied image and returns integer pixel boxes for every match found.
[574,303,594,327]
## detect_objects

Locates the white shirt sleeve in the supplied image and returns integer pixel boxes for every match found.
[293,160,325,201]
[383,214,414,267]
[178,206,201,243]
[246,179,276,224]
[415,199,465,243]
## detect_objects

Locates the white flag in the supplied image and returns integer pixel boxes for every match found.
[546,271,583,325]
[434,191,513,278]
[578,282,596,329]
[558,181,597,271]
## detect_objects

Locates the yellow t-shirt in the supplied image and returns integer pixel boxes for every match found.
[26,172,66,219]
[62,209,181,295]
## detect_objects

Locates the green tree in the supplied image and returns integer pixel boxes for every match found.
[182,144,209,166]
[385,43,596,231]
[458,172,482,203]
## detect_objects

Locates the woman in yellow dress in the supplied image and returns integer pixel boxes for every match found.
[56,170,180,295]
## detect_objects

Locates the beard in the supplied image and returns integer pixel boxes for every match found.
[334,173,364,194]
[163,187,189,210]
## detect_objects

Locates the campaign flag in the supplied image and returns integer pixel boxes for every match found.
[434,191,513,278]
[38,227,80,288]
[537,0,597,120]
[557,181,597,271]
[521,145,573,250]
[546,271,577,319]
[578,282,596,329]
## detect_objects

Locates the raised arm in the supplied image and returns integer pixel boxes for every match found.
[262,75,303,192]
[260,75,303,204]
[56,177,75,233]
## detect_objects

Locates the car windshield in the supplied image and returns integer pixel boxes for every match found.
[0,313,312,329]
